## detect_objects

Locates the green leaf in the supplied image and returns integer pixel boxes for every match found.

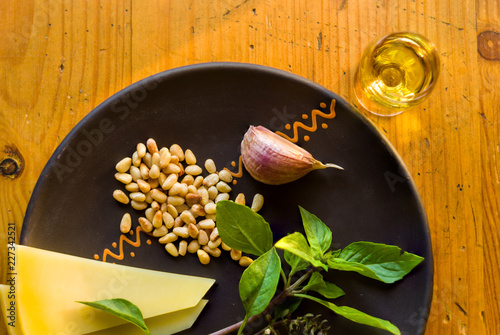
[273,297,303,320]
[327,241,424,284]
[295,294,401,335]
[284,250,309,278]
[301,272,345,299]
[77,299,151,335]
[299,206,332,255]
[239,247,281,319]
[216,200,273,256]
[275,232,327,270]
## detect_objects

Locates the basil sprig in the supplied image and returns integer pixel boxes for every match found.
[214,201,424,335]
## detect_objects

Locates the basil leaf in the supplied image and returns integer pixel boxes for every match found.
[273,296,303,319]
[239,247,281,318]
[77,299,151,335]
[302,272,345,299]
[284,250,309,277]
[295,294,401,335]
[216,200,273,256]
[275,232,327,270]
[299,206,332,255]
[327,241,424,283]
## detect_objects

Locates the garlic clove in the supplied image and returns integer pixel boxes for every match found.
[241,125,343,185]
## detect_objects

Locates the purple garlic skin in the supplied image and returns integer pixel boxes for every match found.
[240,125,343,185]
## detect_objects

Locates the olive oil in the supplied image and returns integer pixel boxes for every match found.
[354,32,440,116]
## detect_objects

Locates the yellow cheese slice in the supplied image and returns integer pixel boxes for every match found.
[0,284,24,335]
[86,299,208,335]
[16,244,215,335]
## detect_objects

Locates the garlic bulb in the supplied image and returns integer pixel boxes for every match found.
[241,125,343,185]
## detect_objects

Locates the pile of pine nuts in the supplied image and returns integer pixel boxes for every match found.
[113,138,264,266]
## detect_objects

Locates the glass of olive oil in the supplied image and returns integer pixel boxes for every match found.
[354,32,440,116]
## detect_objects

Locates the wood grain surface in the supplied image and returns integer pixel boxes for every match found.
[0,0,498,334]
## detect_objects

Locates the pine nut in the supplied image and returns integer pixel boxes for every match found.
[153,210,163,228]
[131,200,148,210]
[159,232,178,244]
[204,159,217,174]
[198,229,209,245]
[179,240,188,256]
[180,210,196,224]
[168,196,185,206]
[203,173,219,188]
[132,151,141,167]
[216,181,232,193]
[116,157,132,173]
[188,223,199,238]
[151,189,167,203]
[151,201,160,211]
[162,212,175,228]
[190,204,205,217]
[251,193,264,212]
[115,173,133,184]
[198,218,215,230]
[165,243,179,257]
[169,182,183,196]
[160,150,171,168]
[193,176,204,188]
[218,169,233,183]
[158,172,167,186]
[198,187,210,205]
[204,202,217,214]
[147,138,159,155]
[170,155,179,165]
[143,153,153,168]
[125,182,139,192]
[208,237,221,249]
[140,163,150,180]
[221,241,232,251]
[166,204,178,218]
[164,163,181,174]
[184,149,197,165]
[152,225,168,237]
[113,190,129,204]
[188,240,201,253]
[130,166,141,181]
[239,256,253,267]
[145,207,156,222]
[185,165,203,176]
[173,226,189,238]
[149,165,160,179]
[203,245,221,257]
[208,186,218,200]
[148,177,160,189]
[162,173,178,190]
[138,217,153,233]
[137,143,146,158]
[120,213,132,234]
[137,179,151,193]
[187,184,198,194]
[144,191,153,203]
[186,193,201,206]
[205,213,217,221]
[235,193,246,205]
[129,192,146,202]
[215,192,230,203]
[181,174,195,185]
[170,144,184,161]
[210,228,219,242]
[197,249,210,265]
[230,249,242,261]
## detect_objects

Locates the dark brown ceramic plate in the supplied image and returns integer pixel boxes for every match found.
[21,62,433,335]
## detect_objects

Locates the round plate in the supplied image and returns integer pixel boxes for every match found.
[21,62,433,335]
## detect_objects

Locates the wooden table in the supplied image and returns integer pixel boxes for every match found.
[0,1,498,334]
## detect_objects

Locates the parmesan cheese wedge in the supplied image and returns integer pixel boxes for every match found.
[15,244,215,335]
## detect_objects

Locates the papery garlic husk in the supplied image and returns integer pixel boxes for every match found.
[241,125,343,185]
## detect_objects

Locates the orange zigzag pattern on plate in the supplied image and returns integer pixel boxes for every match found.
[224,155,243,178]
[275,99,337,143]
[102,226,144,263]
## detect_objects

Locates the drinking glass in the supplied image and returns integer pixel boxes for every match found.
[353,32,440,117]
